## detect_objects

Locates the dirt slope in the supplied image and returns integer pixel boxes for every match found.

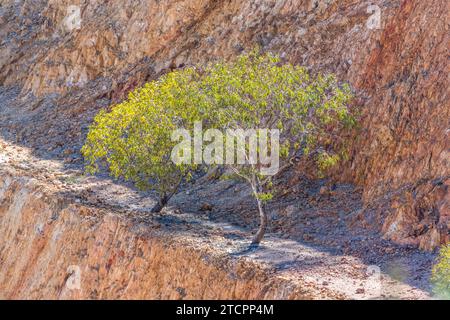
[0,140,433,299]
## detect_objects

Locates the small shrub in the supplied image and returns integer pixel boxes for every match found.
[82,68,205,212]
[432,245,450,299]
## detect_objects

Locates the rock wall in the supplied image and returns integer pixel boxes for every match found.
[0,0,448,247]
[0,172,321,299]
[350,0,449,250]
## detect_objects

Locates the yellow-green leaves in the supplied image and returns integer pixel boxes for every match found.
[257,192,274,202]
[432,245,450,299]
[317,152,341,178]
[82,66,204,196]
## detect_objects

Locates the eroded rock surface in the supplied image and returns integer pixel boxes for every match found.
[0,141,434,299]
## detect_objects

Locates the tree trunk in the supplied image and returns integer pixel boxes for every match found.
[150,176,184,213]
[150,194,169,213]
[251,193,268,245]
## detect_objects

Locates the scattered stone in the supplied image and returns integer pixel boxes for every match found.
[200,203,213,212]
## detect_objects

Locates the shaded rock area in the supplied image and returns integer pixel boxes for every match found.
[0,141,434,299]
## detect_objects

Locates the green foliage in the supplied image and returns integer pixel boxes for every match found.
[197,49,355,176]
[82,68,204,198]
[432,245,450,299]
[257,192,274,202]
[317,152,341,178]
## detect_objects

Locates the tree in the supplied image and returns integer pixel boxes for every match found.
[82,68,205,212]
[196,50,355,244]
[82,50,356,244]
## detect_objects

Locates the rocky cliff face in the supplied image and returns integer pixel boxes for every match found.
[0,172,314,299]
[0,0,448,299]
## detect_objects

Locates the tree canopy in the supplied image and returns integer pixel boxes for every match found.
[82,50,356,242]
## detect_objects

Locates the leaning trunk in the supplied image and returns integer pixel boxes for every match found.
[252,196,268,244]
[150,177,184,213]
[150,194,169,213]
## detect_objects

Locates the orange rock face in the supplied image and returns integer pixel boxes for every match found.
[0,172,339,299]
[351,0,449,249]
